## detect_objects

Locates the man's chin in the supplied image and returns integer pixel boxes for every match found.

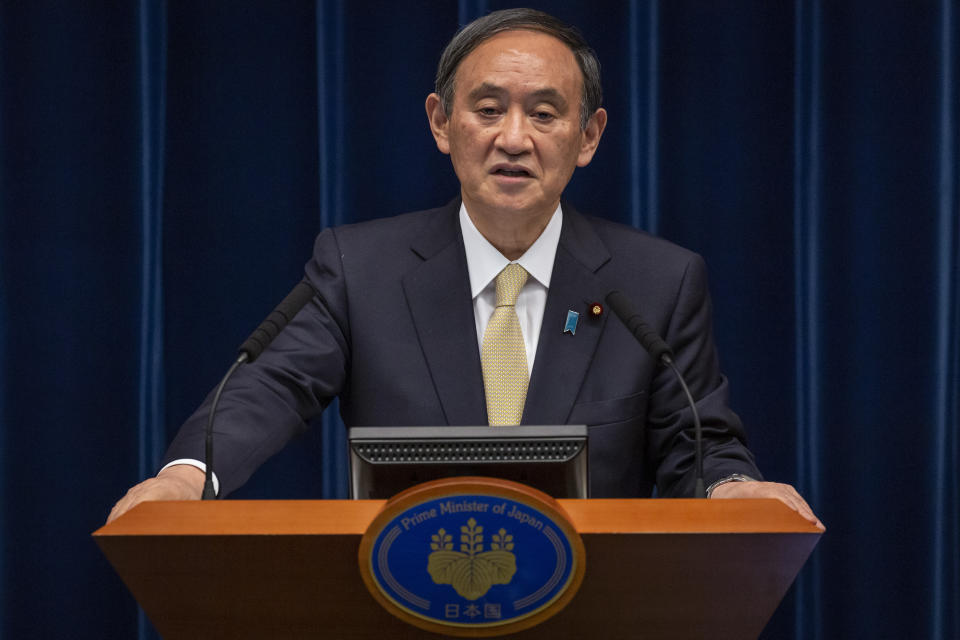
[465,190,555,218]
[475,201,545,220]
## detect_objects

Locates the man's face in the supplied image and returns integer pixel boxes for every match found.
[427,30,605,225]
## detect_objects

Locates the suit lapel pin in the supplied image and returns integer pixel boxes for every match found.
[589,302,604,317]
[563,310,580,335]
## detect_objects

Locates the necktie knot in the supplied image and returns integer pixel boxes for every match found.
[495,263,528,308]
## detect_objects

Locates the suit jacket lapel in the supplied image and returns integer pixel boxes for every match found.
[402,200,488,425]
[523,204,612,425]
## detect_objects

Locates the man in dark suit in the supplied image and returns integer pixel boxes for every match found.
[110,9,821,527]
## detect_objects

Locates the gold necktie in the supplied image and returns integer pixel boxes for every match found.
[481,264,529,426]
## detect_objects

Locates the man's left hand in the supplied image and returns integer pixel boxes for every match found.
[710,481,825,531]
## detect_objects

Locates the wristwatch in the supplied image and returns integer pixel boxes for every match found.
[705,473,755,498]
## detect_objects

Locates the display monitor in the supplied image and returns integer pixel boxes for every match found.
[348,425,588,499]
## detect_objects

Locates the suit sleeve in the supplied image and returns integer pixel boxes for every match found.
[644,253,763,497]
[160,228,352,496]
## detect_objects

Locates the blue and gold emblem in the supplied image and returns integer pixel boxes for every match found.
[359,478,585,637]
[428,517,516,599]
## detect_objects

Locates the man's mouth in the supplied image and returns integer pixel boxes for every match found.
[493,167,532,178]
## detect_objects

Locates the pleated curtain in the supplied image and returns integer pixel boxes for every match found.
[0,2,956,638]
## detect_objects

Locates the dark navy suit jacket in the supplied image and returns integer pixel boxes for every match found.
[163,199,762,497]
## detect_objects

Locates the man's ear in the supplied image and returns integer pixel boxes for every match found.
[425,93,451,155]
[576,108,607,167]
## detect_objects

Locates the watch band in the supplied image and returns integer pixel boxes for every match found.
[705,473,755,498]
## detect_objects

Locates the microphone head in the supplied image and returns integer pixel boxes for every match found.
[604,290,632,320]
[239,280,316,362]
[605,290,674,363]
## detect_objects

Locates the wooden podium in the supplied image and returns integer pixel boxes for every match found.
[94,499,820,639]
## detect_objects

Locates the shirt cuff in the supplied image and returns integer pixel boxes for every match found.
[161,459,219,496]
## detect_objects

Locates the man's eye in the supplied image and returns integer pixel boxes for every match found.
[478,107,500,117]
[533,111,555,121]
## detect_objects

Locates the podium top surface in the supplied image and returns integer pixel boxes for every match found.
[94,498,821,537]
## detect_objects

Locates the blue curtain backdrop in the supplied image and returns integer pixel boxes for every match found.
[0,1,957,638]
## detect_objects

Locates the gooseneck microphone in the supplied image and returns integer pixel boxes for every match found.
[202,280,317,499]
[605,290,706,499]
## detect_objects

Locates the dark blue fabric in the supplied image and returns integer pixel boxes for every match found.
[0,1,957,638]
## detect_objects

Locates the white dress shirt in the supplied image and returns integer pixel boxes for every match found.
[460,202,562,375]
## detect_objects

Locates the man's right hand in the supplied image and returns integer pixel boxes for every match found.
[106,464,205,524]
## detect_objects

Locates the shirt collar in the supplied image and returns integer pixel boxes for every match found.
[460,202,562,299]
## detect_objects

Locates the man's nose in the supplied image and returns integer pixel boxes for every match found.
[495,109,533,155]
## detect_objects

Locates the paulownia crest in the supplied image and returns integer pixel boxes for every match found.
[427,518,517,600]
